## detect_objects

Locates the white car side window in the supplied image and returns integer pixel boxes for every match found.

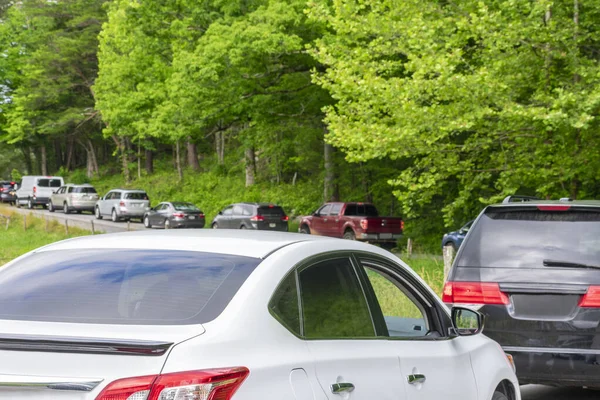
[363,266,430,338]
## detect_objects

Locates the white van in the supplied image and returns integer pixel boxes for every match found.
[16,176,64,209]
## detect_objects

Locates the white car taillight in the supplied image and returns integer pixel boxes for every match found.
[95,367,249,400]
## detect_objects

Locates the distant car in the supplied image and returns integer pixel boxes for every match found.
[143,202,205,229]
[444,195,600,389]
[299,202,403,249]
[211,203,288,231]
[48,183,99,214]
[95,189,150,222]
[15,175,64,209]
[0,181,17,205]
[441,220,474,251]
[0,230,519,400]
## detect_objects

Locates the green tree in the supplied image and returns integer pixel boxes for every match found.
[311,0,600,241]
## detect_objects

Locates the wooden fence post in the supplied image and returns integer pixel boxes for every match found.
[65,219,69,235]
[443,245,455,282]
[127,220,131,231]
[91,220,95,235]
[5,216,9,231]
[406,238,413,258]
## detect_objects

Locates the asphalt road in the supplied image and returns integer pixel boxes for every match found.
[521,385,599,399]
[7,204,146,233]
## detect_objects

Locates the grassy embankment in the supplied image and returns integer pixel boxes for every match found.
[0,205,91,263]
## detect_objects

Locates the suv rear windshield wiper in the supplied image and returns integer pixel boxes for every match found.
[543,259,600,269]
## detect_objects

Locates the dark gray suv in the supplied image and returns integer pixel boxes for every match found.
[211,203,288,231]
[443,195,600,389]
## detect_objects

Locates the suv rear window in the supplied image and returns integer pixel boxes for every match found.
[125,192,148,200]
[37,179,62,188]
[344,204,379,217]
[456,208,600,269]
[0,250,260,325]
[73,187,97,194]
[258,206,285,217]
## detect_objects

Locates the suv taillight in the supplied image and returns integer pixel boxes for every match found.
[360,219,368,230]
[119,201,125,207]
[579,286,600,308]
[33,186,36,194]
[442,282,509,305]
[250,215,265,222]
[95,367,249,400]
[173,212,185,218]
[281,215,289,222]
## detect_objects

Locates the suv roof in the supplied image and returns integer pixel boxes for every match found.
[498,195,600,208]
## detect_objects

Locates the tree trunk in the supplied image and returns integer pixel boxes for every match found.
[65,139,74,171]
[324,141,339,202]
[54,139,62,171]
[145,149,154,174]
[245,147,256,187]
[187,138,200,171]
[137,139,141,180]
[112,136,130,183]
[175,140,183,182]
[216,132,225,165]
[88,139,99,177]
[21,147,33,174]
[40,145,48,175]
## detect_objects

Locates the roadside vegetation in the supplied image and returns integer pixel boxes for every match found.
[2,0,598,253]
[0,206,91,263]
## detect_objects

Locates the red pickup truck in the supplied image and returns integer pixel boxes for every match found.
[299,202,403,248]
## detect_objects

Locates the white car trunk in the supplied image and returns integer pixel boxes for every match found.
[0,320,204,399]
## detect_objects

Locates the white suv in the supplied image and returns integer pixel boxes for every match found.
[48,184,99,214]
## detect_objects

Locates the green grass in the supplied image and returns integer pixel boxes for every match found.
[0,206,91,264]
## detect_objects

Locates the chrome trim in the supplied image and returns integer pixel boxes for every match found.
[0,374,103,392]
[407,374,426,384]
[0,334,173,356]
[330,382,355,394]
[502,346,600,355]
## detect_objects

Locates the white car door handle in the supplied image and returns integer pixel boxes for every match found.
[407,374,426,384]
[330,382,355,394]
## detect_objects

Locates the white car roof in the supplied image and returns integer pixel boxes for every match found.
[34,230,341,259]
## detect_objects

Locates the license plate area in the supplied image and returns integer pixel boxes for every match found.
[269,223,276,228]
[189,216,196,220]
[379,233,392,239]
[511,294,579,320]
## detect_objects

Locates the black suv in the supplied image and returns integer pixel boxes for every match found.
[0,181,17,205]
[444,195,600,388]
[211,203,289,231]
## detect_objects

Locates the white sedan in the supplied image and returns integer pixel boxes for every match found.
[0,230,519,400]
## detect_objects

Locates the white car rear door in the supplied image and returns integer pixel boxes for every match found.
[298,256,406,400]
[357,257,478,400]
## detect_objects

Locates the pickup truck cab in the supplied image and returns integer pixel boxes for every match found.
[299,202,403,248]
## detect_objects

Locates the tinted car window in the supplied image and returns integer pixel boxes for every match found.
[344,204,379,217]
[0,250,260,325]
[73,187,97,194]
[124,192,148,200]
[223,207,233,216]
[457,209,600,269]
[299,257,375,338]
[37,179,62,188]
[269,272,301,336]
[242,205,253,216]
[258,206,285,217]
[67,186,74,193]
[173,202,200,211]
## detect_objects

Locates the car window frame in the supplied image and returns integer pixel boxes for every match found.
[269,251,379,341]
[329,203,342,216]
[354,253,452,340]
[316,204,331,217]
[222,206,233,216]
[232,204,244,216]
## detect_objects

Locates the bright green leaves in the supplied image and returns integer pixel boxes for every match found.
[311,0,600,231]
